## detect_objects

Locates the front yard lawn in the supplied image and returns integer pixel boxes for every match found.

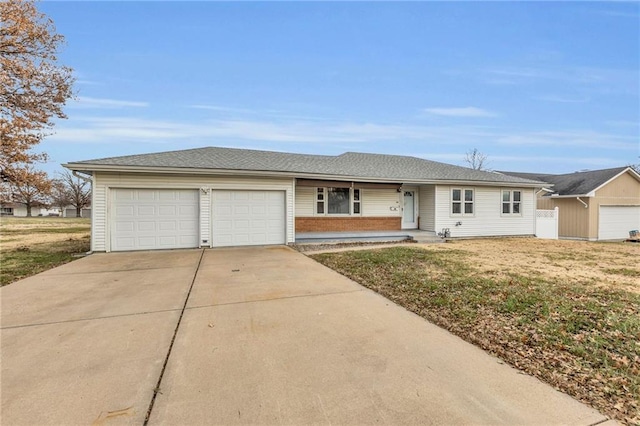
[1,217,91,286]
[311,243,640,425]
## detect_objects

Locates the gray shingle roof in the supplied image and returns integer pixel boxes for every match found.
[67,146,545,185]
[501,167,630,195]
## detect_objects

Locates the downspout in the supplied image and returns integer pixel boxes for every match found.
[72,170,94,255]
[576,197,588,208]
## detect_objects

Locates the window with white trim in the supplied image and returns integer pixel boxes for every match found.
[502,190,522,215]
[316,187,361,215]
[452,188,474,215]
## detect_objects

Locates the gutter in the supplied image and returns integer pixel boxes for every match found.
[62,164,544,189]
[72,170,92,183]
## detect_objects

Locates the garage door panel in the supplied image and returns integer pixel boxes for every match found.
[212,190,285,247]
[599,206,640,240]
[111,189,199,251]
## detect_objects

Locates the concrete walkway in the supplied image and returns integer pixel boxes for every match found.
[1,247,611,425]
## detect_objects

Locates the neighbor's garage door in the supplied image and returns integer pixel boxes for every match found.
[212,190,285,247]
[598,206,640,240]
[111,189,199,251]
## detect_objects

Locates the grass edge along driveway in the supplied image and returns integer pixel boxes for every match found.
[311,246,640,425]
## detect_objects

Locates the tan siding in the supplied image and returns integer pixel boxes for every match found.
[536,196,555,210]
[434,186,535,237]
[93,173,294,251]
[419,185,435,231]
[595,172,640,198]
[550,198,590,239]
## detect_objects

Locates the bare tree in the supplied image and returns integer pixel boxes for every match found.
[0,0,75,179]
[49,178,71,213]
[58,170,90,217]
[6,165,51,216]
[464,148,490,171]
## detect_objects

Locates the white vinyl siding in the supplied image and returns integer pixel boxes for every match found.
[435,186,535,237]
[92,173,294,252]
[294,186,400,218]
[419,185,436,231]
[295,186,315,216]
[598,206,640,240]
[361,188,401,217]
[199,189,211,246]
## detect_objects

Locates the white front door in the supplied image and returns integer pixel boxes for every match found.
[402,190,418,229]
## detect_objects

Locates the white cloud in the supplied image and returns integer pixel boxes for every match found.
[69,97,149,109]
[534,95,590,103]
[423,107,498,118]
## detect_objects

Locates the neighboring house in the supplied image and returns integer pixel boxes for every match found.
[62,205,92,218]
[64,146,546,252]
[502,167,640,241]
[0,202,58,217]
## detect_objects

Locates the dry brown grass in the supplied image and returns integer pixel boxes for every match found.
[421,238,640,294]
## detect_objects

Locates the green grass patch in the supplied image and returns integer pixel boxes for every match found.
[311,246,640,425]
[0,237,90,286]
[603,268,640,278]
[1,227,90,235]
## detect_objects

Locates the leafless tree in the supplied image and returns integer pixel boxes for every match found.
[464,148,490,171]
[58,170,90,217]
[49,178,71,213]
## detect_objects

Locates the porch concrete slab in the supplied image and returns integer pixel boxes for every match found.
[150,249,607,426]
[1,257,198,328]
[189,247,362,307]
[1,311,179,426]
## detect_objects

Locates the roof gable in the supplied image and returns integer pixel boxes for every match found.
[65,146,545,186]
[501,167,637,196]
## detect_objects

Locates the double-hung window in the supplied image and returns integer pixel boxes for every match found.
[316,187,361,215]
[452,188,474,215]
[502,190,522,215]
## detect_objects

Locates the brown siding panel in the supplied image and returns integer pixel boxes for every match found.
[296,217,401,232]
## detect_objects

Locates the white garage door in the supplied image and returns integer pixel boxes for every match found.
[212,190,285,247]
[598,206,640,240]
[111,189,199,251]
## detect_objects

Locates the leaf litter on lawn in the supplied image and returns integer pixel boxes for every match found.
[311,245,640,425]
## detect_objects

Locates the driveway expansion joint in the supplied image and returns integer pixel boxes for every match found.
[0,308,183,330]
[186,288,366,310]
[143,248,205,425]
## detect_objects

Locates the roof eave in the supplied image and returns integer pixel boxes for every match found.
[62,163,544,188]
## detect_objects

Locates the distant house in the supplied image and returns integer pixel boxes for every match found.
[502,167,640,241]
[64,146,547,252]
[0,202,59,217]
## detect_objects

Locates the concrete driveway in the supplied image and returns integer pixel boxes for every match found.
[1,247,611,425]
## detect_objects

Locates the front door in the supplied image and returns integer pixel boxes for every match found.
[402,190,417,229]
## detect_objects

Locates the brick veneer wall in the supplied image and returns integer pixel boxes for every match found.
[296,216,402,232]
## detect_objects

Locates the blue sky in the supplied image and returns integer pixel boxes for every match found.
[39,1,639,175]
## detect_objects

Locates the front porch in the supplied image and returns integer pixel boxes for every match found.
[294,229,443,244]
